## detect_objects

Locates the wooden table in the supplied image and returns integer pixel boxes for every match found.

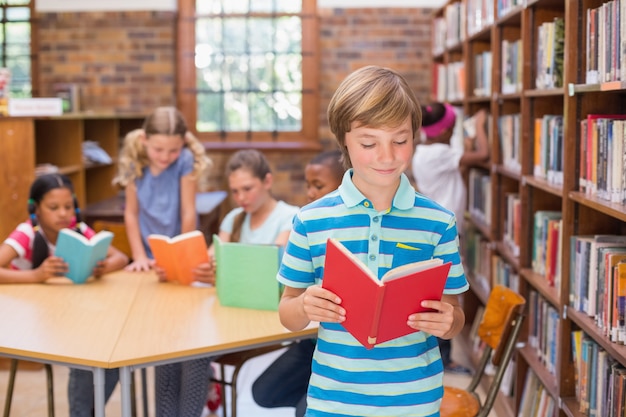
[0,272,316,417]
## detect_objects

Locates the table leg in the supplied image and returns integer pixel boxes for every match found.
[93,367,105,417]
[120,366,133,417]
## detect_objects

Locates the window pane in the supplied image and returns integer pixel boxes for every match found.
[197,93,223,132]
[250,0,273,13]
[7,0,31,5]
[223,1,248,14]
[6,56,31,97]
[275,54,302,92]
[275,0,301,13]
[224,92,249,131]
[249,54,274,92]
[249,92,274,130]
[248,18,274,53]
[223,19,246,54]
[196,18,222,45]
[276,17,301,53]
[274,92,302,131]
[5,22,30,44]
[223,55,249,91]
[6,43,29,55]
[197,53,224,92]
[6,7,29,20]
[196,0,221,14]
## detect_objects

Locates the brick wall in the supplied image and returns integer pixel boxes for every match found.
[35,7,433,209]
[37,11,176,113]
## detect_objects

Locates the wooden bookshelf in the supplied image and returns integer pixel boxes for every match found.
[431,0,626,415]
[0,114,145,239]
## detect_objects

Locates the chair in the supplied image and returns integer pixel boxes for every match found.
[210,343,289,417]
[92,220,133,259]
[3,359,54,417]
[440,285,526,417]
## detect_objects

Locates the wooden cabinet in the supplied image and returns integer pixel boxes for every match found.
[431,0,626,416]
[0,114,144,239]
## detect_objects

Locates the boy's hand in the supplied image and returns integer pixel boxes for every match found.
[301,285,346,323]
[192,262,215,285]
[38,256,68,281]
[407,299,455,338]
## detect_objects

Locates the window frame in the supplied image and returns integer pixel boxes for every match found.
[0,0,37,97]
[176,0,319,151]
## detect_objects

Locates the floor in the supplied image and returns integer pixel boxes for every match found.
[0,336,496,417]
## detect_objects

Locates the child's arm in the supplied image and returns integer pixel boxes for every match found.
[0,244,67,283]
[459,109,490,166]
[279,285,346,332]
[180,174,197,233]
[124,183,152,271]
[92,246,129,278]
[407,293,465,339]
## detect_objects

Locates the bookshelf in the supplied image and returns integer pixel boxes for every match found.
[0,114,145,239]
[432,0,626,416]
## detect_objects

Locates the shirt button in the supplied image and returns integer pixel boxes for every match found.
[369,254,376,261]
[371,235,378,241]
[364,201,370,208]
[372,216,380,222]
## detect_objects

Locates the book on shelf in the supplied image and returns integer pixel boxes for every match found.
[321,238,451,349]
[54,228,113,284]
[147,230,209,286]
[212,234,282,311]
[52,83,81,113]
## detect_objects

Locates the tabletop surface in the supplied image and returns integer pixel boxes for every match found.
[0,271,316,369]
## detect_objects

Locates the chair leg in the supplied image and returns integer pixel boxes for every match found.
[44,364,54,417]
[141,368,149,417]
[3,359,18,417]
[130,371,137,417]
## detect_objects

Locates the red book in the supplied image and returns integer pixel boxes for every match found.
[321,238,451,349]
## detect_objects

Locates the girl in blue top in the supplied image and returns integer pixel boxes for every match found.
[113,106,212,417]
[278,66,469,417]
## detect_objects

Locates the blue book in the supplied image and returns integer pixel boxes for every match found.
[54,228,113,284]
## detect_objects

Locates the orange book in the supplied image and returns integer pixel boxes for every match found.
[147,230,209,285]
[321,238,451,349]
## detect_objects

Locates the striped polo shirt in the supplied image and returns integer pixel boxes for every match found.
[278,170,468,417]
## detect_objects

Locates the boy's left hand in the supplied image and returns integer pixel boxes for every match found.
[407,299,455,338]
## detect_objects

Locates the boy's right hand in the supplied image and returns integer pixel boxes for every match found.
[301,285,346,323]
[125,257,153,272]
[192,261,215,285]
[38,256,68,281]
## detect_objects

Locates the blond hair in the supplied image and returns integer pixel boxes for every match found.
[113,107,212,188]
[327,66,422,169]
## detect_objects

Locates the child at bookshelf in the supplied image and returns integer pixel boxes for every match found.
[411,102,490,374]
[0,173,129,417]
[251,149,344,417]
[113,106,213,417]
[277,65,468,416]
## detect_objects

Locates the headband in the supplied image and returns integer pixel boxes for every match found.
[421,103,457,139]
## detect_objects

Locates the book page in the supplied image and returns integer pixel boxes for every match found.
[382,258,444,282]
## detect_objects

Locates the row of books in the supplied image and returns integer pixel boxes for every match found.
[569,234,626,344]
[518,370,557,417]
[528,290,559,376]
[533,115,564,186]
[466,0,494,37]
[585,0,626,84]
[463,226,492,294]
[579,115,626,203]
[531,211,563,288]
[501,39,522,94]
[572,330,626,416]
[433,61,465,103]
[432,1,466,54]
[468,168,492,228]
[473,51,492,98]
[501,193,521,258]
[498,113,521,174]
[535,17,565,90]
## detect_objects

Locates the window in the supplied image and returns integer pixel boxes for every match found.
[0,0,34,97]
[177,0,319,148]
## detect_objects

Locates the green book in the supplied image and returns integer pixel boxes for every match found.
[213,234,282,311]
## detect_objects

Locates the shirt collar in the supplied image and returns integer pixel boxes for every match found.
[338,169,415,211]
